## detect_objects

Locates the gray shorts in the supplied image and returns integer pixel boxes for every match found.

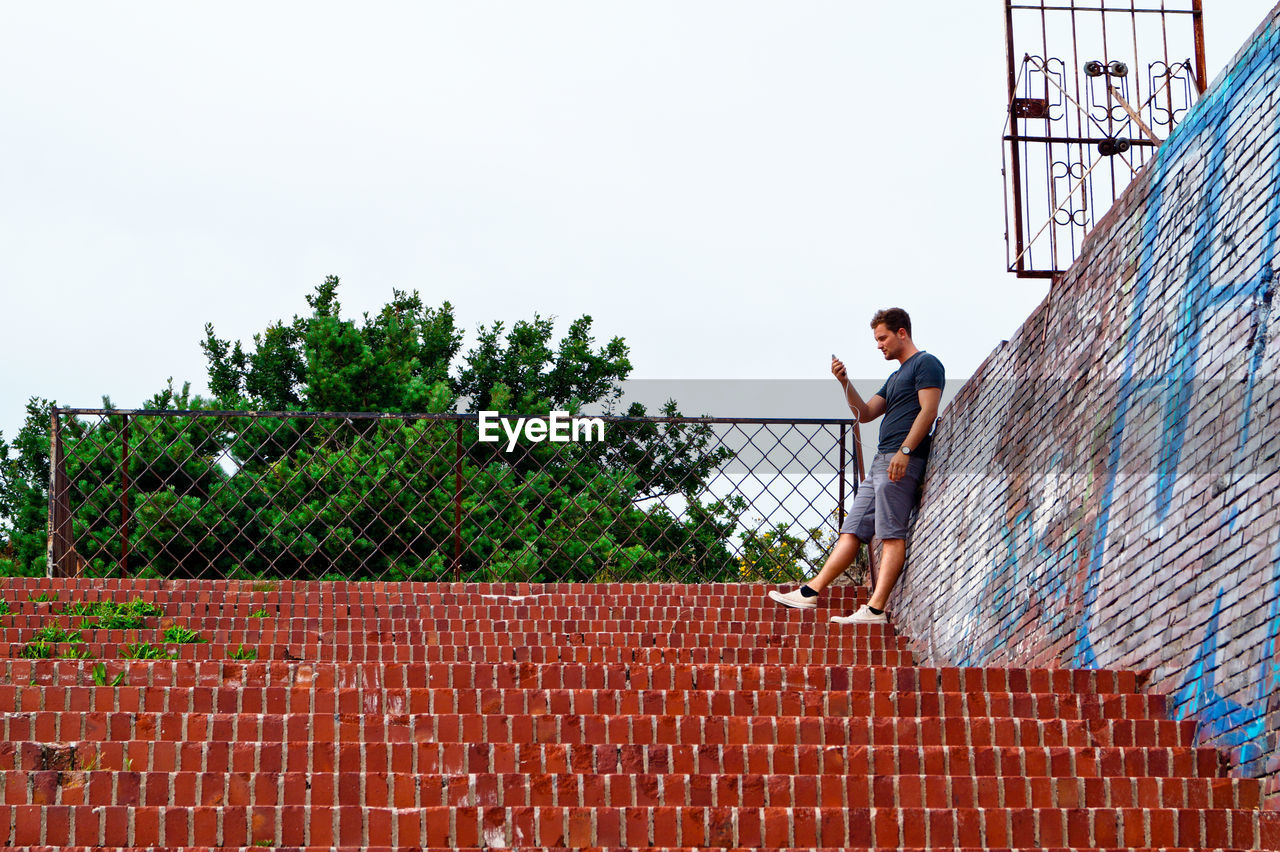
[839,451,926,541]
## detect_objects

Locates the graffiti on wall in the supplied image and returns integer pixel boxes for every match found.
[926,18,1280,784]
[1077,25,1280,665]
[1173,540,1280,777]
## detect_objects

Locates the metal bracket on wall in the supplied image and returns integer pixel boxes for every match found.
[1003,0,1207,279]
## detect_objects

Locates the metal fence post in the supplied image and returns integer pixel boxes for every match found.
[47,407,75,578]
[46,407,60,578]
[453,420,463,582]
[120,414,131,576]
[838,423,847,528]
[853,422,878,584]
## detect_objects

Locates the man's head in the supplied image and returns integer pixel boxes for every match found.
[870,308,913,361]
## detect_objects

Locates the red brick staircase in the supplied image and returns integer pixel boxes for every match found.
[0,578,1275,850]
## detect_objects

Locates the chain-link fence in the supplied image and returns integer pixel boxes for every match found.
[47,408,867,584]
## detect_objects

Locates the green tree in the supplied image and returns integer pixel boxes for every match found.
[0,398,54,575]
[203,276,462,413]
[6,277,742,582]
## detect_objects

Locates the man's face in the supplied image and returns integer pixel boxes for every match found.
[873,324,903,360]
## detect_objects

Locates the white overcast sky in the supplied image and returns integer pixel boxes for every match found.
[1,1,1274,440]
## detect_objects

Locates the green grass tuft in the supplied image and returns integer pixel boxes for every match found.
[18,641,55,659]
[33,625,83,644]
[162,625,206,644]
[90,662,127,687]
[228,645,259,660]
[121,643,176,660]
[64,597,163,630]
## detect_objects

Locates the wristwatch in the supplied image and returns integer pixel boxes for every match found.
[900,445,912,456]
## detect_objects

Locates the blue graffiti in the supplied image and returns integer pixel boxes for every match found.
[1074,22,1280,668]
[1260,540,1280,709]
[1153,132,1234,525]
[1171,580,1274,777]
[1238,263,1278,451]
[1226,505,1240,534]
[957,502,1079,667]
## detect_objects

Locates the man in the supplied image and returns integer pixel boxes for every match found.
[769,307,944,623]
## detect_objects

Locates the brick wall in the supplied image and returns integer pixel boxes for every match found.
[896,3,1280,803]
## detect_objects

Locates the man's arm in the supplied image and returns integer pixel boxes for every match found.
[887,386,941,481]
[831,357,886,421]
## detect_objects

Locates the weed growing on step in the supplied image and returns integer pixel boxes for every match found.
[33,625,83,644]
[0,599,11,616]
[249,608,270,618]
[121,643,176,660]
[62,597,162,617]
[18,641,55,659]
[228,645,258,660]
[60,646,94,660]
[62,598,164,630]
[27,592,53,603]
[90,612,145,630]
[251,580,280,593]
[162,625,206,644]
[90,662,127,687]
[124,598,163,617]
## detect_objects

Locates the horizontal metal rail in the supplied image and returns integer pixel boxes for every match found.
[56,409,861,426]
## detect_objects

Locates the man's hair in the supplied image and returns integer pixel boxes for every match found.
[870,307,912,337]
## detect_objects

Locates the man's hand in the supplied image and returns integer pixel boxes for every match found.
[831,357,848,385]
[888,450,909,481]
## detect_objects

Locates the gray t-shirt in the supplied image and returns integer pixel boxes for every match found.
[875,351,945,458]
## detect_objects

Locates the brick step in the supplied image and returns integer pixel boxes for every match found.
[0,712,1197,748]
[0,685,1169,720]
[2,629,912,650]
[4,594,867,615]
[7,741,1230,779]
[1,642,915,665]
[10,603,880,624]
[7,601,870,617]
[0,847,1265,852]
[0,769,1262,810]
[0,803,1273,848]
[0,616,911,644]
[0,660,1148,694]
[1,579,843,597]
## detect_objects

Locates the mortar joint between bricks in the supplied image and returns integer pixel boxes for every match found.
[358,714,369,804]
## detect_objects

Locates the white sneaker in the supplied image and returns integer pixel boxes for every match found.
[767,587,817,610]
[831,604,887,625]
